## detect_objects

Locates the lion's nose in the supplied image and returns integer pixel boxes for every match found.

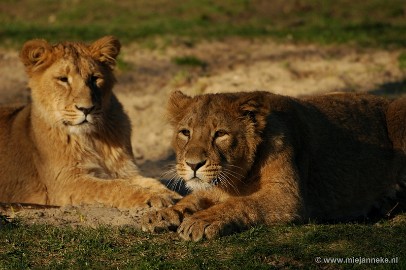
[186,160,207,172]
[75,105,95,116]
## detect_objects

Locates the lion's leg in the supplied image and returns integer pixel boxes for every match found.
[177,189,302,241]
[49,176,181,208]
[129,175,174,191]
[177,197,257,241]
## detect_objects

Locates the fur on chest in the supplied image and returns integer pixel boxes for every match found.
[48,135,137,180]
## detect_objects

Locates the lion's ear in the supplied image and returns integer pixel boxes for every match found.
[167,91,192,126]
[20,39,52,75]
[237,92,269,131]
[90,36,121,67]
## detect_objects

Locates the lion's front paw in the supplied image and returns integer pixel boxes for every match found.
[141,207,183,233]
[144,191,182,209]
[177,215,224,241]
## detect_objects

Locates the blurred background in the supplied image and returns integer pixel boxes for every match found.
[1,0,406,169]
[1,0,406,47]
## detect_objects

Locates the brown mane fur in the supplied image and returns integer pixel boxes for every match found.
[142,91,406,241]
[0,36,180,208]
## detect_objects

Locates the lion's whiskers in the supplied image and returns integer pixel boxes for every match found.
[161,165,184,193]
[215,171,239,195]
[223,168,245,180]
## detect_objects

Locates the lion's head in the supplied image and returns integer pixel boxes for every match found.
[167,91,270,192]
[20,36,120,134]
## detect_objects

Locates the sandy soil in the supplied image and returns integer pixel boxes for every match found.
[0,38,405,227]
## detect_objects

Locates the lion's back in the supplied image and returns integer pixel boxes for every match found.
[294,93,397,219]
[303,93,390,146]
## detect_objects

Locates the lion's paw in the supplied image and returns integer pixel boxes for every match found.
[144,191,182,209]
[141,207,183,233]
[177,216,223,241]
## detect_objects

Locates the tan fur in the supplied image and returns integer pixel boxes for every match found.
[142,91,406,241]
[0,36,181,208]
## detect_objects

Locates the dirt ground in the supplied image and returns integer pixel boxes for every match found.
[0,38,405,227]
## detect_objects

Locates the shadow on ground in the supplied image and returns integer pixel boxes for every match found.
[368,79,406,98]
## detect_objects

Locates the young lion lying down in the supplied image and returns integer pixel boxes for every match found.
[0,36,180,208]
[142,91,406,241]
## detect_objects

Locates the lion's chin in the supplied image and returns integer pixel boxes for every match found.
[185,177,214,191]
[66,122,95,135]
[62,115,98,135]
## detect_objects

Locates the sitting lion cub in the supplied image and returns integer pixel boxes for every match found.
[142,91,406,241]
[0,36,180,208]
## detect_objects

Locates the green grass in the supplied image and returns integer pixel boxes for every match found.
[1,217,405,269]
[1,0,406,48]
[398,53,406,70]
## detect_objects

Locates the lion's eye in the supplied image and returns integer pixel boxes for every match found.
[215,130,228,138]
[90,75,101,86]
[180,129,190,137]
[58,76,69,83]
[91,75,100,82]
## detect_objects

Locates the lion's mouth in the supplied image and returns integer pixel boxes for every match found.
[63,120,89,126]
[63,117,92,126]
[188,177,219,186]
[78,119,89,125]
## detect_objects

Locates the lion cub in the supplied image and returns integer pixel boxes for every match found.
[0,36,180,208]
[142,91,406,241]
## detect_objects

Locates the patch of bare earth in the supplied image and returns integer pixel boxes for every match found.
[0,38,404,227]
